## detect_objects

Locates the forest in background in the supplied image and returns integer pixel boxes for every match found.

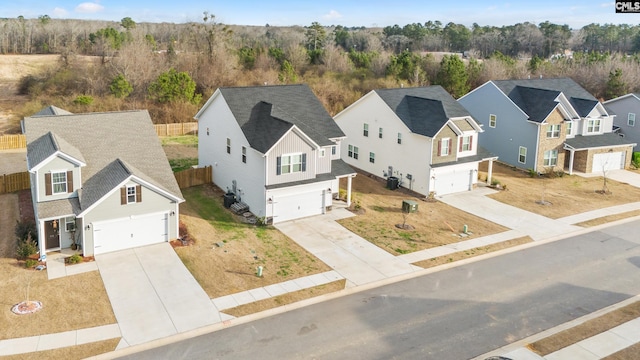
[2,14,640,123]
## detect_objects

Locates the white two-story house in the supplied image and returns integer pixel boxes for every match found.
[196,84,356,224]
[334,86,496,197]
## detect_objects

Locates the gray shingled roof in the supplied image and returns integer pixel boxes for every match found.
[374,86,472,138]
[217,84,344,153]
[27,131,86,170]
[33,106,73,116]
[511,87,561,123]
[37,198,81,219]
[564,133,636,150]
[493,78,598,118]
[24,110,183,213]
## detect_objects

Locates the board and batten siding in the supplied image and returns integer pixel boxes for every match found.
[266,129,316,185]
[316,145,333,174]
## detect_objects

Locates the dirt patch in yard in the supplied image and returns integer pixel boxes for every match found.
[1,337,120,360]
[480,162,640,219]
[0,193,20,258]
[527,301,640,356]
[337,174,509,255]
[576,209,640,227]
[412,236,533,268]
[178,184,335,299]
[603,342,640,359]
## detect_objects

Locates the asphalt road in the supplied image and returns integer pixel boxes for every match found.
[120,221,640,360]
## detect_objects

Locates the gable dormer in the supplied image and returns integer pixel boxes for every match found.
[27,131,86,201]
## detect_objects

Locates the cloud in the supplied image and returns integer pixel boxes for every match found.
[75,2,105,13]
[53,7,68,17]
[322,10,342,20]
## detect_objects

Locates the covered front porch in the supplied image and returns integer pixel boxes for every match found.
[38,216,81,256]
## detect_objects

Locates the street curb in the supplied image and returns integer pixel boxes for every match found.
[90,215,640,359]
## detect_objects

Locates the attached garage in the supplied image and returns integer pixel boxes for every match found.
[433,168,473,196]
[93,212,168,255]
[272,190,326,223]
[592,152,625,172]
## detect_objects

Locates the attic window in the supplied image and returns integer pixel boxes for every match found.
[121,185,142,205]
[52,171,67,194]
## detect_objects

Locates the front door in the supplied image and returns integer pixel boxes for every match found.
[45,220,60,250]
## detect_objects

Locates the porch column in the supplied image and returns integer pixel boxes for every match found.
[568,149,575,175]
[346,175,353,207]
[486,159,494,184]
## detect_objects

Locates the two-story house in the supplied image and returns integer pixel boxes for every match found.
[459,78,636,174]
[604,93,640,151]
[334,86,496,197]
[24,109,183,256]
[195,84,356,224]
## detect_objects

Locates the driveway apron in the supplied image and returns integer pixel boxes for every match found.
[275,210,419,287]
[96,243,221,347]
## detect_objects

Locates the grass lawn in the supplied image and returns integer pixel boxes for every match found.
[169,157,198,172]
[337,174,509,255]
[0,194,116,341]
[160,135,198,146]
[481,162,640,219]
[177,184,335,298]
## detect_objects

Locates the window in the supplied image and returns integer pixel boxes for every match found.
[379,127,383,139]
[363,123,369,137]
[546,124,561,138]
[369,152,375,163]
[397,133,402,144]
[460,135,472,151]
[52,171,67,194]
[277,153,306,175]
[566,121,573,136]
[629,113,636,127]
[587,118,601,133]
[439,138,451,156]
[543,149,558,166]
[320,149,326,157]
[331,146,336,155]
[226,138,231,154]
[489,114,497,128]
[127,185,137,204]
[518,146,527,164]
[353,146,359,159]
[242,146,247,163]
[65,217,76,232]
[348,145,353,158]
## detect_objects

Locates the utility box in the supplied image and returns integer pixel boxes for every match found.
[402,200,418,213]
[387,176,399,190]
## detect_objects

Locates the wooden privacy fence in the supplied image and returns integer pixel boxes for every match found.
[0,171,30,194]
[154,122,198,136]
[0,134,26,150]
[174,165,211,189]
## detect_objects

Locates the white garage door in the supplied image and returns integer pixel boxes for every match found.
[434,169,472,196]
[273,191,324,223]
[93,212,168,255]
[592,152,624,172]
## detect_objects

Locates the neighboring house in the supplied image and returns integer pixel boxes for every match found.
[459,78,636,174]
[24,108,184,256]
[604,93,640,151]
[334,85,497,197]
[195,84,356,224]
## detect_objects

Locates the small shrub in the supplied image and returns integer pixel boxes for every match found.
[68,254,83,264]
[555,170,565,178]
[73,95,94,105]
[25,259,38,268]
[527,168,537,178]
[491,178,500,186]
[16,234,38,260]
[15,220,37,242]
[632,152,640,169]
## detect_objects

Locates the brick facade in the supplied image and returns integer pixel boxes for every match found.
[536,109,566,173]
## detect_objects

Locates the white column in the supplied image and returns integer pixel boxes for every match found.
[346,176,352,207]
[568,149,575,175]
[487,159,494,184]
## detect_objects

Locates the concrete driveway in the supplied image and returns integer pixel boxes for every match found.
[96,243,221,347]
[275,208,419,287]
[606,169,640,188]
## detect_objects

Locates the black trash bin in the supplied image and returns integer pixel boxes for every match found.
[387,176,399,190]
[223,192,237,208]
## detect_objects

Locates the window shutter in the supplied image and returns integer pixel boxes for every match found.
[120,187,126,205]
[136,185,142,202]
[469,135,473,151]
[301,153,307,172]
[459,138,463,152]
[276,156,281,175]
[437,140,442,156]
[45,173,52,195]
[67,170,73,193]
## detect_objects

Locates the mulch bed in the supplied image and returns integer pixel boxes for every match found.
[18,189,34,222]
[64,255,95,265]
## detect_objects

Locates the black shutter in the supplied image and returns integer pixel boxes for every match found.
[301,153,307,172]
[276,156,281,175]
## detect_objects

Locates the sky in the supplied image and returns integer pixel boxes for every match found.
[2,1,639,29]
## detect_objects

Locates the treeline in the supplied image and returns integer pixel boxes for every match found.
[5,15,640,124]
